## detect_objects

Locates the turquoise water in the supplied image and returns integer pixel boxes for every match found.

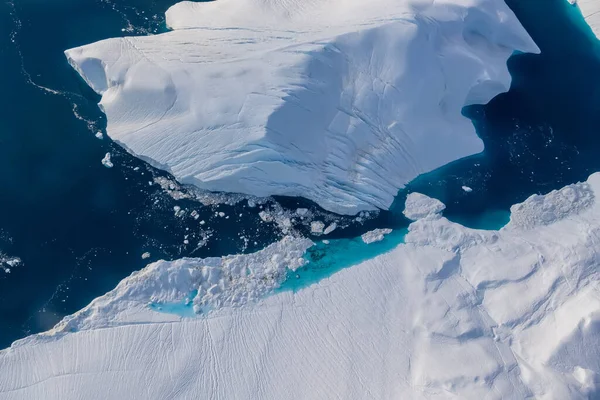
[279,229,407,292]
[2,0,600,346]
[148,290,197,318]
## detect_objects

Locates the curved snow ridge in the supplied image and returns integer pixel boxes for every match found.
[65,0,538,215]
[50,236,312,334]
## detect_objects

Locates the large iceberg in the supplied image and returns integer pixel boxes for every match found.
[2,174,600,399]
[65,0,538,214]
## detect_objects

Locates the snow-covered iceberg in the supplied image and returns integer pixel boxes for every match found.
[65,0,538,215]
[2,174,600,399]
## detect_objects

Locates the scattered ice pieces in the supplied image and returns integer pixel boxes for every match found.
[1,253,22,274]
[101,153,113,168]
[361,228,393,244]
[462,186,473,193]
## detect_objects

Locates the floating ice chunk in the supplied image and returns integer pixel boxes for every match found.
[403,193,445,221]
[361,228,392,244]
[101,153,113,168]
[311,221,325,234]
[95,131,103,139]
[462,186,473,193]
[141,252,151,260]
[323,222,337,235]
[0,253,21,274]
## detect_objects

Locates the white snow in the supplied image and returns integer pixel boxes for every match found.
[65,0,538,215]
[570,0,600,38]
[361,228,392,244]
[3,174,600,399]
[462,185,473,193]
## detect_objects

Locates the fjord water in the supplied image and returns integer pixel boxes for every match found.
[0,0,388,348]
[394,0,600,227]
[1,0,599,348]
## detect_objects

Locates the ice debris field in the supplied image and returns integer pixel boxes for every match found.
[1,0,600,399]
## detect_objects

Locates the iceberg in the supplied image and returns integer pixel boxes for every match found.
[2,174,600,399]
[65,0,538,215]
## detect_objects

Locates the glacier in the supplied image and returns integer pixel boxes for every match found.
[65,0,538,215]
[2,174,600,399]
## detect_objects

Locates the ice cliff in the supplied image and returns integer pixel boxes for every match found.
[2,174,600,399]
[65,0,538,214]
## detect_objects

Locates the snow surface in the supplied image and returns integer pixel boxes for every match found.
[65,0,538,215]
[571,0,600,38]
[3,174,600,399]
[403,192,446,220]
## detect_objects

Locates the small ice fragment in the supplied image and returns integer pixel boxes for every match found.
[218,212,225,217]
[462,186,473,193]
[296,208,308,216]
[95,131,103,139]
[101,153,113,168]
[141,252,151,259]
[323,222,337,235]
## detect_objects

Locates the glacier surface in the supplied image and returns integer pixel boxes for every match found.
[2,174,600,399]
[65,0,538,214]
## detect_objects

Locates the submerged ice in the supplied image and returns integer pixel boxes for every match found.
[65,0,538,215]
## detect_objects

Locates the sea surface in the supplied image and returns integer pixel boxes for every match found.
[0,0,598,348]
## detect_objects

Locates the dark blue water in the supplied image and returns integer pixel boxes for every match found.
[1,0,599,349]
[0,0,389,349]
